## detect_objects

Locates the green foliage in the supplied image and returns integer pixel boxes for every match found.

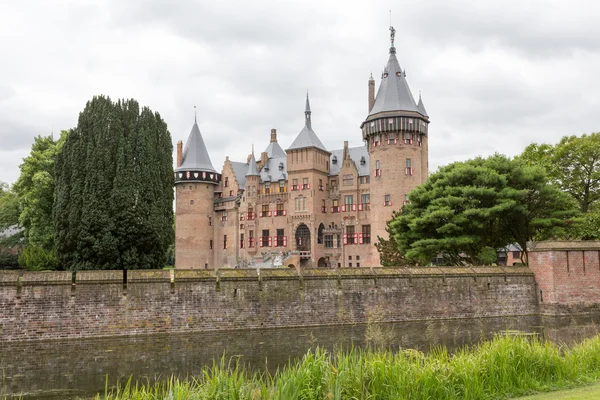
[12,134,66,252]
[520,133,600,213]
[374,210,408,266]
[53,95,174,270]
[0,182,20,231]
[0,252,19,269]
[99,334,600,400]
[391,154,577,265]
[18,245,60,271]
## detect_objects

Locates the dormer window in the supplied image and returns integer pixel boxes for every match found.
[360,156,366,165]
[279,162,284,170]
[332,155,337,164]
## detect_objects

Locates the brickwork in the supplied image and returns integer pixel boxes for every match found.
[528,241,600,315]
[0,267,537,342]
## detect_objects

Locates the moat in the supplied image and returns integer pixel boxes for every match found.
[1,314,599,399]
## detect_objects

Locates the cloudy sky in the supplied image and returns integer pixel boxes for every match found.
[1,0,599,185]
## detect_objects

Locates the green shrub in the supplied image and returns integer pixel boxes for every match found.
[18,246,60,271]
[0,252,19,269]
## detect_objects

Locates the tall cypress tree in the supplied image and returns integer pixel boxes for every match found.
[53,95,174,270]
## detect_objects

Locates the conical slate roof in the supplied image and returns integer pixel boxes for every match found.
[368,44,419,116]
[287,93,329,152]
[417,93,428,117]
[175,119,217,173]
[246,152,260,176]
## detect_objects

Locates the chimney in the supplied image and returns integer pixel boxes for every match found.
[343,141,349,160]
[270,128,277,143]
[260,151,269,169]
[176,140,183,167]
[368,74,375,113]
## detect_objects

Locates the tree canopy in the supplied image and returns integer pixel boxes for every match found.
[389,154,577,266]
[53,95,174,270]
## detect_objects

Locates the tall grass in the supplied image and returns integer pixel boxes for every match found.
[100,334,600,400]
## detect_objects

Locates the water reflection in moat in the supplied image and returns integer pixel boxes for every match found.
[1,314,599,399]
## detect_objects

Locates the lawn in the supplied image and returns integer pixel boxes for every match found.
[519,382,600,399]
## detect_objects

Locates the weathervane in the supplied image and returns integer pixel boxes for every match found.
[194,105,197,122]
[389,25,396,47]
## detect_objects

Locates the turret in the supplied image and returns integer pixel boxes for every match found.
[174,114,221,269]
[368,73,375,113]
[360,26,430,264]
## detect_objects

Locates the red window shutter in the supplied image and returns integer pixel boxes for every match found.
[283,210,287,216]
[259,237,263,247]
[358,204,363,211]
[384,201,387,206]
[343,234,348,245]
[354,233,358,244]
[268,211,272,217]
[331,207,334,213]
[283,236,287,246]
[248,238,251,247]
[307,183,310,189]
[245,212,249,220]
[389,201,392,206]
[341,205,346,212]
[352,204,356,211]
[359,233,364,244]
[268,237,272,247]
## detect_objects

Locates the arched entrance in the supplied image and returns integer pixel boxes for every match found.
[295,223,311,253]
[317,257,328,268]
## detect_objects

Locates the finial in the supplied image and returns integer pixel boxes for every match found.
[252,142,255,154]
[194,105,197,123]
[369,72,374,80]
[389,25,396,48]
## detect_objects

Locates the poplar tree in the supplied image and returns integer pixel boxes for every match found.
[53,96,174,270]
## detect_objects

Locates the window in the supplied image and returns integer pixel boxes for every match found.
[404,132,413,145]
[240,224,244,229]
[331,179,338,188]
[240,233,245,249]
[319,179,324,191]
[229,190,233,197]
[221,211,227,221]
[190,200,194,205]
[321,199,327,213]
[265,182,271,194]
[359,193,370,211]
[512,251,520,259]
[405,159,412,175]
[384,194,391,206]
[302,177,309,190]
[347,225,355,245]
[325,234,334,248]
[388,133,396,144]
[224,177,229,187]
[344,195,353,205]
[292,178,299,191]
[210,240,213,250]
[295,196,307,212]
[332,199,339,213]
[276,203,285,216]
[261,204,269,218]
[417,134,422,147]
[403,194,410,205]
[337,234,341,248]
[279,181,286,193]
[223,235,227,249]
[359,176,370,184]
[276,229,285,247]
[375,160,381,177]
[362,225,371,244]
[249,230,255,248]
[261,230,270,247]
[374,135,381,146]
[343,174,353,186]
[317,223,324,244]
[209,217,212,226]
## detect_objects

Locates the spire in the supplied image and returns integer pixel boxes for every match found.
[194,105,197,123]
[304,91,312,129]
[417,92,428,117]
[287,93,329,153]
[175,117,217,173]
[246,151,260,177]
[367,26,419,116]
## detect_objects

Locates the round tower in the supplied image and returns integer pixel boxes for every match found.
[175,116,221,269]
[360,26,430,264]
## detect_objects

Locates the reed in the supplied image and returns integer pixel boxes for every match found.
[99,334,600,400]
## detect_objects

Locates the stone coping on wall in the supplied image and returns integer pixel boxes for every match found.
[0,266,535,286]
[528,240,600,252]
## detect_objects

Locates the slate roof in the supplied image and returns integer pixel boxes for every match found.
[287,94,329,153]
[417,94,428,117]
[246,153,260,176]
[368,46,419,116]
[175,119,217,173]
[260,157,287,182]
[230,161,248,190]
[265,140,286,158]
[329,145,370,176]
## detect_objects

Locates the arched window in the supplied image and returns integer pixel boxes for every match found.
[317,223,324,244]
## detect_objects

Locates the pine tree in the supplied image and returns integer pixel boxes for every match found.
[53,95,174,270]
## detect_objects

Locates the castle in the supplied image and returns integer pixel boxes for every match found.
[174,28,430,269]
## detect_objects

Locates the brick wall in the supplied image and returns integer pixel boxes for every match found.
[0,267,537,342]
[528,241,600,315]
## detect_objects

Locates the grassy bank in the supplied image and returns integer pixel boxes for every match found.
[99,334,600,400]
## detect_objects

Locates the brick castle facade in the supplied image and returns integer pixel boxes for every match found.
[174,28,430,269]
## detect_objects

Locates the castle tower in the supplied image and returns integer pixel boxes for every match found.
[360,26,430,263]
[286,93,331,267]
[174,116,221,269]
